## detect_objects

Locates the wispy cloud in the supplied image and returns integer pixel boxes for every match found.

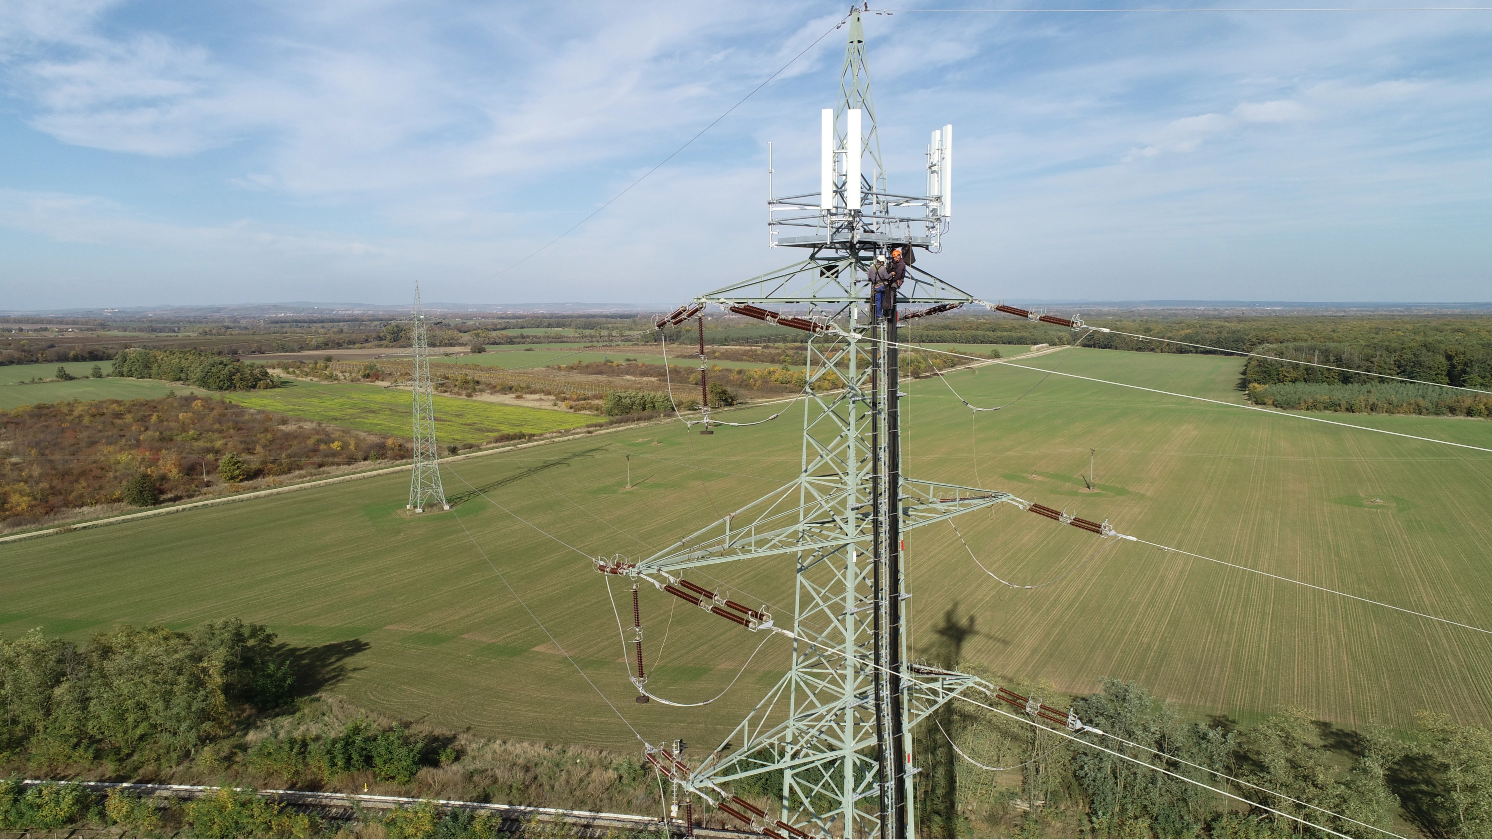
[1,2,1490,306]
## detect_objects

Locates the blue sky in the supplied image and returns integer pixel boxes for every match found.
[1,1,1489,309]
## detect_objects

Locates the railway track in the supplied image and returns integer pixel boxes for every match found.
[14,781,757,835]
[17,779,758,839]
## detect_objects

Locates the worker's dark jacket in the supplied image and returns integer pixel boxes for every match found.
[870,260,906,289]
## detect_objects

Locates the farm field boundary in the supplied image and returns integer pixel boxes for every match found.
[0,344,1069,545]
[0,415,677,547]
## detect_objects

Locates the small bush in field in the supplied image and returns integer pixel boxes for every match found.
[123,472,160,507]
[218,453,248,482]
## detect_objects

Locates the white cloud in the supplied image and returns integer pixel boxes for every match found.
[1125,99,1309,160]
[1,2,1491,306]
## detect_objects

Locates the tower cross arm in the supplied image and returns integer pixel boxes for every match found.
[683,258,978,311]
[898,478,1027,531]
[620,479,1025,579]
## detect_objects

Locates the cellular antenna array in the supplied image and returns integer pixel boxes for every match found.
[601,10,998,838]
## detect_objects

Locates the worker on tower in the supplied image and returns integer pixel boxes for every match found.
[869,247,908,319]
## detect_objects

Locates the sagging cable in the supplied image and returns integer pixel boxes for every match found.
[929,328,1093,412]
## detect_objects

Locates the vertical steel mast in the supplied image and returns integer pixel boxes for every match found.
[602,10,990,838]
[408,281,448,513]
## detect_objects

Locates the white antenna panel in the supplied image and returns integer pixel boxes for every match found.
[928,129,942,199]
[820,109,834,211]
[846,109,862,213]
[941,124,953,218]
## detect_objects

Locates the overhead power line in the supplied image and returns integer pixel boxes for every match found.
[857,331,1492,454]
[1128,535,1492,635]
[446,492,648,747]
[1098,329,1492,396]
[875,5,1492,11]
[758,618,1371,838]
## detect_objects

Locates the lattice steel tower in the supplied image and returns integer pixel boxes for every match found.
[407,281,448,513]
[601,11,1008,838]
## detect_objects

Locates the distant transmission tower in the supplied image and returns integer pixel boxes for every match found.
[408,281,448,513]
[604,11,990,838]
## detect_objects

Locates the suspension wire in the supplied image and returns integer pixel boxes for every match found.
[486,12,852,281]
[447,467,596,559]
[953,692,1355,840]
[1035,699,1408,840]
[1127,535,1492,636]
[1096,329,1492,396]
[877,6,1492,11]
[659,327,805,429]
[625,451,785,482]
[928,329,1093,412]
[530,469,654,553]
[950,518,1118,589]
[934,715,1065,772]
[603,574,776,708]
[446,501,647,746]
[763,621,1368,838]
[850,332,1492,455]
[643,635,775,708]
[653,597,678,671]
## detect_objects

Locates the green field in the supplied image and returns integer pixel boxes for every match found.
[5,347,1492,754]
[0,377,193,410]
[458,349,790,370]
[0,360,115,385]
[223,380,594,445]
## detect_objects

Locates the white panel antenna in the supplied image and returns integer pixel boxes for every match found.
[846,108,862,214]
[928,129,942,201]
[941,124,953,218]
[820,109,834,211]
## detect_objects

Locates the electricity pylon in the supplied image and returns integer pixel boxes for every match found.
[603,11,1002,838]
[408,281,448,513]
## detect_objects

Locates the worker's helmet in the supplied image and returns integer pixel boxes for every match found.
[892,248,903,260]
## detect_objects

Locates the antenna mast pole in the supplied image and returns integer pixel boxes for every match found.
[408,281,448,513]
[604,10,972,837]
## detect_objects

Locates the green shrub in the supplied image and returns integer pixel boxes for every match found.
[218,453,248,482]
[123,472,161,506]
[181,786,319,838]
[104,788,161,835]
[249,721,429,785]
[0,780,92,830]
[55,366,75,382]
[0,620,292,766]
[90,364,104,379]
[602,391,673,416]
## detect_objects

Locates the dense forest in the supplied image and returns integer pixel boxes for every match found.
[111,348,279,391]
[0,395,400,525]
[1240,339,1492,416]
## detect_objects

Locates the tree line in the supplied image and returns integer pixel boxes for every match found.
[112,347,279,391]
[0,621,294,769]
